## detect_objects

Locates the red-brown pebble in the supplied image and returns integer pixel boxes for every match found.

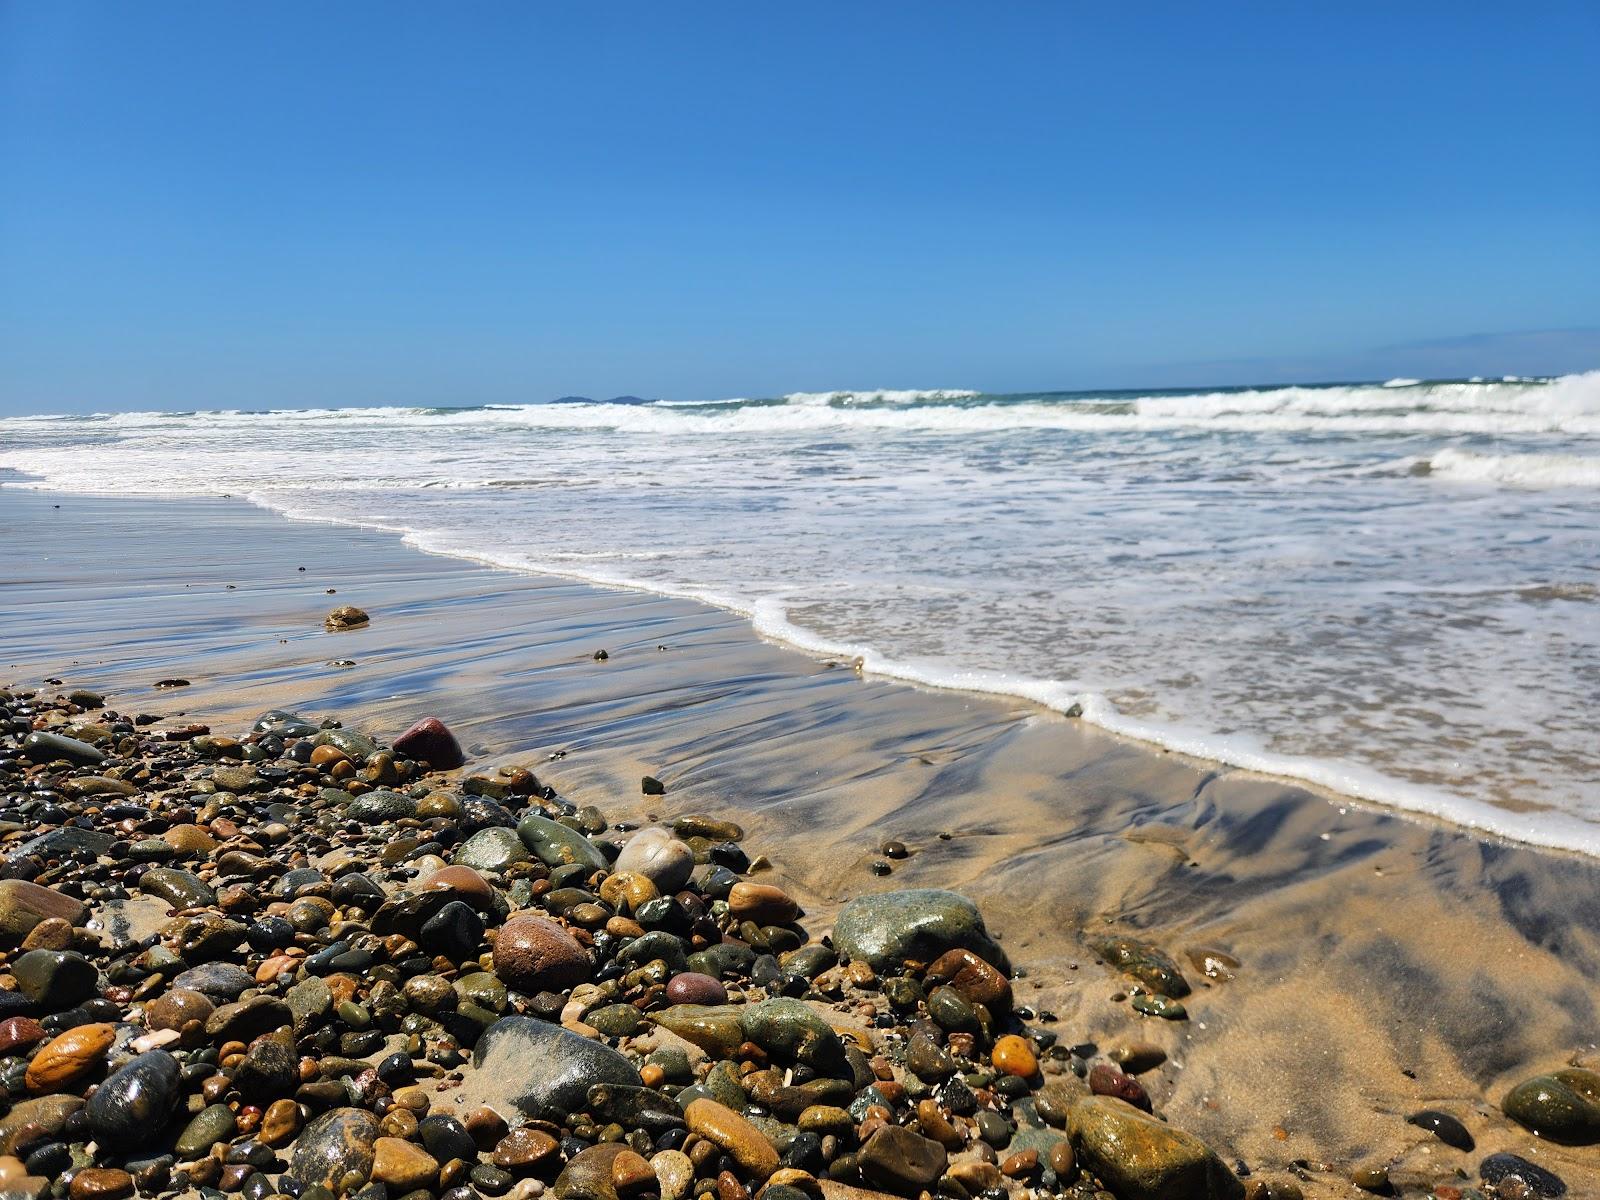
[492,914,593,993]
[68,1168,133,1200]
[925,948,1013,1010]
[0,1017,46,1057]
[665,971,727,1006]
[726,882,800,925]
[493,1128,560,1173]
[1088,1062,1150,1110]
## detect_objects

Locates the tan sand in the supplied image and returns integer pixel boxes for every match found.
[4,485,1597,1195]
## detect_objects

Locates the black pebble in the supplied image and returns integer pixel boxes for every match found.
[1480,1152,1566,1198]
[1406,1108,1473,1151]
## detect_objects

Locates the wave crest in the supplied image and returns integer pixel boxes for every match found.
[1425,447,1600,488]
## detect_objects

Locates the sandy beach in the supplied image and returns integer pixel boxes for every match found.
[5,483,1598,1197]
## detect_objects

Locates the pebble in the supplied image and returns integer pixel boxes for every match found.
[493,914,594,993]
[1069,1096,1239,1200]
[1088,1062,1151,1110]
[1092,935,1192,998]
[0,689,1267,1200]
[143,987,214,1032]
[288,1108,381,1190]
[991,1034,1039,1078]
[1479,1151,1567,1198]
[260,1097,303,1146]
[1406,1108,1474,1150]
[1109,1041,1168,1074]
[0,1017,46,1056]
[12,949,97,1009]
[1502,1068,1600,1143]
[67,1168,133,1200]
[324,605,370,630]
[175,1103,239,1159]
[493,1127,560,1172]
[833,889,1009,974]
[24,1023,114,1092]
[684,1099,779,1179]
[84,1050,182,1151]
[0,880,89,948]
[727,882,800,925]
[857,1125,949,1192]
[371,1136,441,1191]
[392,716,465,769]
[613,828,696,893]
[471,1015,642,1118]
[924,947,1013,1010]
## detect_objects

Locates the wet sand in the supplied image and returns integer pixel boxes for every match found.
[4,482,1598,1195]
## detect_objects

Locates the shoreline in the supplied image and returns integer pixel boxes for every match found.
[5,485,1600,1194]
[4,471,1594,860]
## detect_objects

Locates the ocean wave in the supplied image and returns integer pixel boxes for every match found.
[780,388,980,406]
[219,491,1600,858]
[4,367,1600,856]
[1132,371,1600,422]
[7,374,1597,440]
[1424,446,1600,488]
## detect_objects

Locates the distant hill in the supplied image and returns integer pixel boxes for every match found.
[549,394,655,406]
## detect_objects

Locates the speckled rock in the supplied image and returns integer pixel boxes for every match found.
[833,889,1009,973]
[453,827,533,874]
[1090,936,1190,999]
[288,1107,381,1189]
[517,813,608,871]
[1067,1096,1242,1200]
[471,1015,643,1119]
[1503,1069,1600,1143]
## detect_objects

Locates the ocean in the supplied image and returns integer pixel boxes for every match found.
[3,374,1598,851]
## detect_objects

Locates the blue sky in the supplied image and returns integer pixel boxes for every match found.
[2,2,1597,413]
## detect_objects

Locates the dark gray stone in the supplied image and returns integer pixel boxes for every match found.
[86,1050,182,1151]
[471,1015,642,1119]
[833,889,1009,974]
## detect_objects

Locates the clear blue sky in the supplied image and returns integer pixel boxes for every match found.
[2,2,1597,413]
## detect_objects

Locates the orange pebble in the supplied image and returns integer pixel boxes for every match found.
[640,1063,666,1088]
[991,1034,1038,1078]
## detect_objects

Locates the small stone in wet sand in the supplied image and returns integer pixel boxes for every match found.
[393,716,465,768]
[1405,1108,1473,1150]
[324,604,370,631]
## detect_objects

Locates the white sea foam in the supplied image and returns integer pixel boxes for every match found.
[230,495,1600,857]
[1426,446,1600,488]
[780,388,980,406]
[3,371,1599,854]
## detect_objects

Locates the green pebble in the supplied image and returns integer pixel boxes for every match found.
[1131,994,1188,1020]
